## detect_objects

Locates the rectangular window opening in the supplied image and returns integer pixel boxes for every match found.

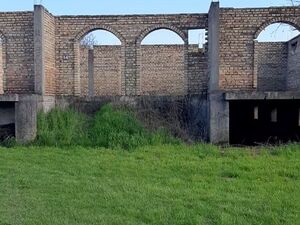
[254,106,259,120]
[188,29,207,48]
[271,108,278,123]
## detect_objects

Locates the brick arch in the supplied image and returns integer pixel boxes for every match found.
[74,25,126,44]
[136,25,188,45]
[254,18,300,39]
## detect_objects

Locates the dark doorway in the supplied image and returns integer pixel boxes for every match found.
[230,100,300,145]
[0,102,15,142]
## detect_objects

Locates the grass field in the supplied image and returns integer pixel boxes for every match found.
[0,144,299,225]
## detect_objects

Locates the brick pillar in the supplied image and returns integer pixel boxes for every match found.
[88,49,94,97]
[73,42,81,96]
[124,41,137,96]
[183,38,189,95]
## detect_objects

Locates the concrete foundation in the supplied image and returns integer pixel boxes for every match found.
[15,95,37,143]
[208,92,230,144]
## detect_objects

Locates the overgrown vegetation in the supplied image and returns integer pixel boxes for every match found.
[36,104,178,149]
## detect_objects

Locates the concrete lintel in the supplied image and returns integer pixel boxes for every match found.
[0,94,19,102]
[225,91,300,101]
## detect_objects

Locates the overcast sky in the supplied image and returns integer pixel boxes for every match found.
[0,0,299,44]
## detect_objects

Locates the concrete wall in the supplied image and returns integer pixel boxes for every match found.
[254,42,288,91]
[287,35,300,91]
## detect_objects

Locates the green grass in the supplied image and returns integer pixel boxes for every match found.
[0,143,299,225]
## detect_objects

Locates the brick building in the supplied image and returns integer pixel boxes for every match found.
[0,2,299,144]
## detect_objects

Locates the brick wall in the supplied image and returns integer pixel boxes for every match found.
[0,44,3,94]
[55,14,207,96]
[254,42,288,91]
[79,45,207,96]
[44,10,56,95]
[80,46,122,96]
[0,12,34,93]
[188,45,208,94]
[140,45,185,95]
[287,35,300,91]
[93,46,122,96]
[80,47,89,96]
[219,7,300,90]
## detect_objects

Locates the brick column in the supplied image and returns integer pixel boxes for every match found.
[73,42,81,96]
[0,44,3,95]
[88,49,94,97]
[124,41,137,96]
[183,38,189,95]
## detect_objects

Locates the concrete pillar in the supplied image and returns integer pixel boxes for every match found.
[88,49,94,97]
[34,5,45,95]
[207,2,229,144]
[208,92,229,144]
[208,2,220,91]
[15,95,37,143]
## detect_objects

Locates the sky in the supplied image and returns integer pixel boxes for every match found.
[0,0,299,44]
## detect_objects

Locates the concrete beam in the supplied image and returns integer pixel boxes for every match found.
[34,5,45,95]
[15,95,37,143]
[0,94,19,102]
[225,91,300,100]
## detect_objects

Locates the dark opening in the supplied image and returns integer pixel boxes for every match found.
[230,100,300,145]
[0,124,15,142]
[0,102,15,142]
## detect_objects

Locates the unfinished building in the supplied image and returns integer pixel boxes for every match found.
[0,2,299,144]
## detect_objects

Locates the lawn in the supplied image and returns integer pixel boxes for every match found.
[0,144,299,225]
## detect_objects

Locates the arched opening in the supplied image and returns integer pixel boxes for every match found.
[79,29,123,96]
[141,29,184,45]
[139,29,186,95]
[254,22,300,91]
